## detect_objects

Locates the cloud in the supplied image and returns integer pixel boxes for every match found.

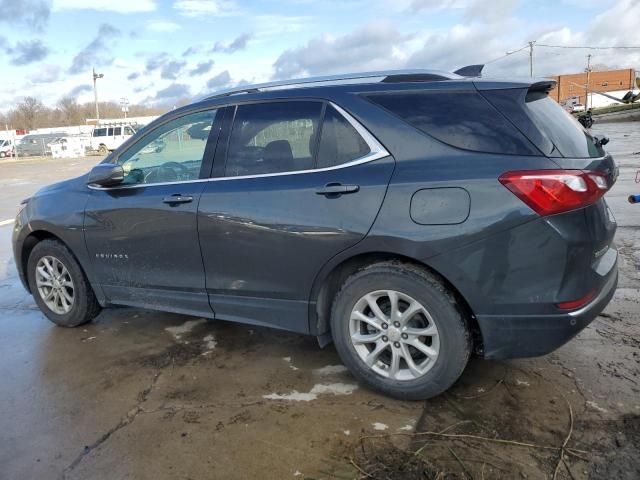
[148,83,191,106]
[7,40,49,66]
[173,0,238,17]
[463,0,520,23]
[182,45,202,57]
[147,20,181,32]
[53,0,156,13]
[127,72,141,81]
[206,70,231,89]
[31,65,61,83]
[211,33,251,53]
[190,60,214,76]
[68,84,93,97]
[161,60,187,80]
[0,0,50,30]
[145,52,170,72]
[69,23,122,74]
[272,22,411,79]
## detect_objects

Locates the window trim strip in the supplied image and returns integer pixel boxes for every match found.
[88,101,390,190]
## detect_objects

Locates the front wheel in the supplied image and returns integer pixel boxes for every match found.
[330,262,471,400]
[27,239,101,327]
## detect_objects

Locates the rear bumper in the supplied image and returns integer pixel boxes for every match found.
[477,252,618,359]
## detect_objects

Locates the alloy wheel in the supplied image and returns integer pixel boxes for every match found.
[349,290,440,381]
[35,255,75,315]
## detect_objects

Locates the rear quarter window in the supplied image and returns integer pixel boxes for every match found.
[367,91,540,156]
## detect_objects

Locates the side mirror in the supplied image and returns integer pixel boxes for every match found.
[87,164,124,187]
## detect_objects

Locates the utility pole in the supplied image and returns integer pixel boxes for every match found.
[528,41,536,77]
[585,54,592,110]
[92,68,104,122]
[120,97,129,119]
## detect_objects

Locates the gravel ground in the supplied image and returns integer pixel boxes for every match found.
[0,122,638,479]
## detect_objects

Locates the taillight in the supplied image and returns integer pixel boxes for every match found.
[556,290,596,310]
[499,170,609,216]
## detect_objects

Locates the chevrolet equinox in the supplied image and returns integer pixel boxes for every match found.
[12,67,618,399]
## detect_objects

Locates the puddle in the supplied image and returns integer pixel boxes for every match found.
[263,383,358,402]
[165,319,207,341]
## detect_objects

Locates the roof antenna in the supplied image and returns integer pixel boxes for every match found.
[454,64,484,77]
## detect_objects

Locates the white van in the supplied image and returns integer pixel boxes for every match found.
[0,139,13,158]
[90,125,136,155]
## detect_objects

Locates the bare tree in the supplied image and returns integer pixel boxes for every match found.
[57,96,83,126]
[13,97,45,130]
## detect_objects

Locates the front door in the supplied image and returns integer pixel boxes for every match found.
[84,108,221,317]
[198,101,394,332]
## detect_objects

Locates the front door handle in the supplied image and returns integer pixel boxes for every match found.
[163,194,193,204]
[315,183,360,196]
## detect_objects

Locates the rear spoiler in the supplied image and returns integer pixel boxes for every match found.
[454,64,484,77]
[528,80,557,93]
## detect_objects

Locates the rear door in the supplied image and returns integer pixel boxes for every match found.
[84,108,222,317]
[198,100,394,332]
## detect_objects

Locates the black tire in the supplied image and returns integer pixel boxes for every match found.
[330,261,471,400]
[98,144,109,155]
[27,239,101,327]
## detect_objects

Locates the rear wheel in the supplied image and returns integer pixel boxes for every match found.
[98,144,109,155]
[330,262,471,400]
[27,239,101,327]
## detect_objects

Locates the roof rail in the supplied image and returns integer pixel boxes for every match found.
[202,69,463,100]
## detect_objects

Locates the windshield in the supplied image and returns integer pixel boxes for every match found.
[525,92,604,158]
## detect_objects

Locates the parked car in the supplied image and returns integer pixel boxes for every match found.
[12,68,618,399]
[0,138,13,158]
[15,133,66,157]
[90,125,136,155]
[571,103,586,112]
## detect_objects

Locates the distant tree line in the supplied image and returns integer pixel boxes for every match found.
[0,97,167,131]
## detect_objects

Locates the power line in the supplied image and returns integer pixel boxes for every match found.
[484,45,528,65]
[537,44,640,50]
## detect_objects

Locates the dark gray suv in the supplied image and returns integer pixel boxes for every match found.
[11,68,618,399]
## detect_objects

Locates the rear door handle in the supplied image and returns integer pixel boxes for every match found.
[315,183,360,196]
[163,194,193,204]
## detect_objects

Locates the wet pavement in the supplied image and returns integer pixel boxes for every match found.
[0,125,638,480]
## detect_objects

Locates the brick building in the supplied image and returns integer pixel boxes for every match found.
[549,68,636,107]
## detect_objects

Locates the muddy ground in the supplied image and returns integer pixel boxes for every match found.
[0,123,638,480]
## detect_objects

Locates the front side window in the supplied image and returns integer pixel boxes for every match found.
[117,109,217,185]
[225,101,322,177]
[124,126,135,135]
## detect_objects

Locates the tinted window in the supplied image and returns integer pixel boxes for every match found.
[367,91,540,155]
[93,128,107,137]
[225,101,322,177]
[124,126,135,135]
[317,106,370,168]
[113,127,122,135]
[525,92,603,158]
[117,109,217,185]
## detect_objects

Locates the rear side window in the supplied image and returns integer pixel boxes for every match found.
[367,91,540,156]
[93,128,106,137]
[525,92,603,158]
[317,106,370,168]
[225,101,322,177]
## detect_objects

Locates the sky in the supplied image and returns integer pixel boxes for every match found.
[0,0,639,111]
